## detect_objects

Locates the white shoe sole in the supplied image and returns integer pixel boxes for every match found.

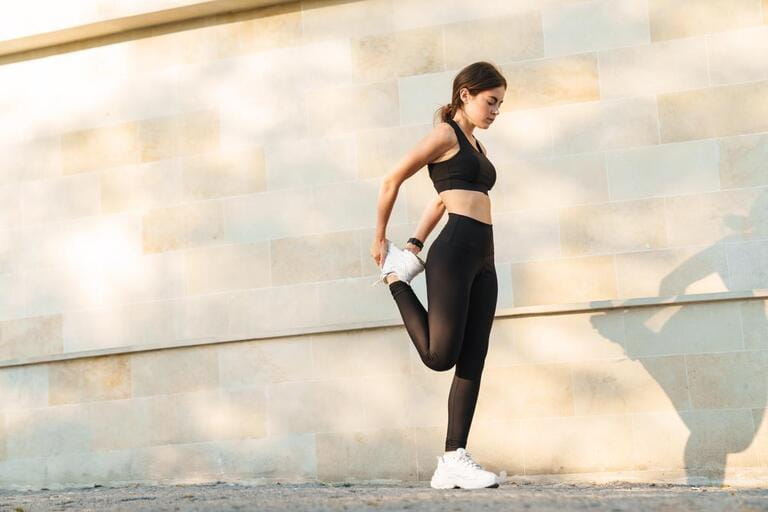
[430,473,499,490]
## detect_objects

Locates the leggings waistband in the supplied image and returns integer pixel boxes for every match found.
[441,212,494,256]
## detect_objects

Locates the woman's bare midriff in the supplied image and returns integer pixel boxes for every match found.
[438,190,492,225]
[431,141,492,225]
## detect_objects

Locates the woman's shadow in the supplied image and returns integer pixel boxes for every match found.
[589,189,768,486]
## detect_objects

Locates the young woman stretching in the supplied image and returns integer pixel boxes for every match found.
[370,61,507,489]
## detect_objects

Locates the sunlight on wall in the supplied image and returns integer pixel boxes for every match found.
[64,220,143,306]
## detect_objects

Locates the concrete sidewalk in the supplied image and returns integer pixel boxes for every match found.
[1,481,768,512]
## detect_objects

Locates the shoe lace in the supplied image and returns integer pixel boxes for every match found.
[456,450,482,470]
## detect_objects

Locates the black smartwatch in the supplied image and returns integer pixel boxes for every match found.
[407,237,424,249]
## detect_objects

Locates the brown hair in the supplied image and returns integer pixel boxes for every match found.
[434,61,507,125]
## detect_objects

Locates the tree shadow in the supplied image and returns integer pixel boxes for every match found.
[589,189,768,486]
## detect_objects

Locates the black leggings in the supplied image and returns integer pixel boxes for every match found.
[389,212,497,452]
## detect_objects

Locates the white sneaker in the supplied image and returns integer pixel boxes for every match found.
[371,240,425,287]
[430,448,499,489]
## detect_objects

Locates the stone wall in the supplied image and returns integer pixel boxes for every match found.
[1,0,768,489]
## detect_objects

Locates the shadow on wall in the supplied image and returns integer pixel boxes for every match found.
[589,188,768,486]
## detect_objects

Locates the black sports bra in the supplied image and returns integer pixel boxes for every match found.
[427,118,497,195]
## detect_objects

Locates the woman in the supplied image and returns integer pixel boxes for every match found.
[370,61,506,489]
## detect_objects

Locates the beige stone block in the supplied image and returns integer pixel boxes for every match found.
[0,365,49,410]
[511,255,617,306]
[215,5,303,59]
[267,378,368,434]
[181,147,265,201]
[184,242,270,295]
[622,301,743,357]
[316,429,417,481]
[606,140,720,201]
[45,449,133,487]
[302,0,394,42]
[88,398,150,452]
[560,199,667,256]
[6,404,91,458]
[0,457,47,488]
[143,200,225,253]
[303,81,399,136]
[227,284,320,336]
[222,187,318,242]
[571,357,690,415]
[708,26,768,85]
[0,186,20,231]
[266,133,356,190]
[741,299,768,350]
[61,121,141,174]
[521,414,636,473]
[444,11,543,69]
[401,169,441,225]
[48,355,131,405]
[316,276,404,325]
[405,372,453,427]
[174,293,229,342]
[501,54,600,111]
[314,178,409,233]
[680,409,761,471]
[550,97,659,155]
[271,230,360,286]
[726,240,768,290]
[397,70,456,126]
[482,107,552,159]
[0,314,62,361]
[311,328,410,378]
[101,159,183,214]
[359,373,413,431]
[218,433,317,479]
[1,135,61,183]
[599,37,709,98]
[130,443,222,482]
[21,173,100,225]
[21,266,73,318]
[687,351,766,409]
[352,26,443,83]
[658,81,768,143]
[63,300,177,353]
[631,411,689,470]
[218,337,314,388]
[475,364,574,421]
[664,188,767,247]
[217,88,309,151]
[413,426,444,480]
[131,345,219,397]
[487,313,626,367]
[543,0,650,56]
[145,388,266,445]
[491,208,561,262]
[459,420,526,476]
[492,153,608,212]
[719,133,768,189]
[615,246,730,299]
[357,123,432,180]
[649,0,763,41]
[139,109,220,162]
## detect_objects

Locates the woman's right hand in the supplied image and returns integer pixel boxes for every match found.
[370,237,388,268]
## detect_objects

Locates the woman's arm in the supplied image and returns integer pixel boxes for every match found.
[405,196,446,255]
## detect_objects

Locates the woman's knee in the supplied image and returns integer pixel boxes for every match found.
[422,351,458,372]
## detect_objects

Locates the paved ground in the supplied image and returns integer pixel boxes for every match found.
[1,481,768,512]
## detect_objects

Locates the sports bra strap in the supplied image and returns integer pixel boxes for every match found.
[448,119,483,154]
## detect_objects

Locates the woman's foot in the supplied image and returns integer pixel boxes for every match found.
[429,448,499,489]
[371,240,425,287]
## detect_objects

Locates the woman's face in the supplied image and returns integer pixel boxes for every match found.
[461,86,505,128]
